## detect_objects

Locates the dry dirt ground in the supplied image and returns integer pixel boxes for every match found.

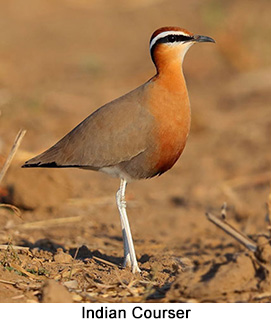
[0,0,271,303]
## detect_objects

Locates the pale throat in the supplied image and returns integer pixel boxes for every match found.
[155,43,193,79]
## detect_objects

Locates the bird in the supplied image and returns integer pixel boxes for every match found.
[22,26,215,273]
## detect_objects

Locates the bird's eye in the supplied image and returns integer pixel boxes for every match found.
[167,35,176,42]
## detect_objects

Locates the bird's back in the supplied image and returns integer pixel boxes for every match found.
[23,84,154,173]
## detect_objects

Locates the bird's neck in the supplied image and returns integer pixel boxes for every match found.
[146,56,190,124]
[152,58,187,94]
[146,58,191,176]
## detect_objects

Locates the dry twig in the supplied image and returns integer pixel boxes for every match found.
[92,255,118,268]
[0,130,26,217]
[0,278,16,286]
[206,212,257,252]
[15,215,83,230]
[10,262,44,280]
[68,246,80,280]
[0,203,22,218]
[0,129,26,184]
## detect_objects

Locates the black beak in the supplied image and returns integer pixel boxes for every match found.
[193,35,215,43]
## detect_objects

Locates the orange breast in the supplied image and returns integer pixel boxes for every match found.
[147,67,191,175]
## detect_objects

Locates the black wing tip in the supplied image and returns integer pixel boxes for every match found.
[21,162,86,168]
[21,161,58,168]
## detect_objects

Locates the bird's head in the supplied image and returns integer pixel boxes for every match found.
[150,27,215,71]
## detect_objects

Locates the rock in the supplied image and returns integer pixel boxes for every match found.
[3,163,71,209]
[256,236,271,263]
[42,279,73,303]
[63,280,78,289]
[54,249,73,263]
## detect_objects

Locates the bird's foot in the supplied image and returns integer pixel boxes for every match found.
[132,263,141,274]
[123,253,141,273]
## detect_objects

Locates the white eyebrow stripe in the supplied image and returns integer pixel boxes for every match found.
[149,31,191,51]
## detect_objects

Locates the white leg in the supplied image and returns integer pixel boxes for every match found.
[116,179,141,273]
[118,200,131,268]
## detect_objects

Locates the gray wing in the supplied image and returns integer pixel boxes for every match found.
[23,85,154,168]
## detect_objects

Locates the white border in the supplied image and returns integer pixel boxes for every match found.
[150,30,191,51]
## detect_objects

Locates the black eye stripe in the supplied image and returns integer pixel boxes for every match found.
[152,34,193,47]
[150,33,193,62]
[165,34,192,43]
